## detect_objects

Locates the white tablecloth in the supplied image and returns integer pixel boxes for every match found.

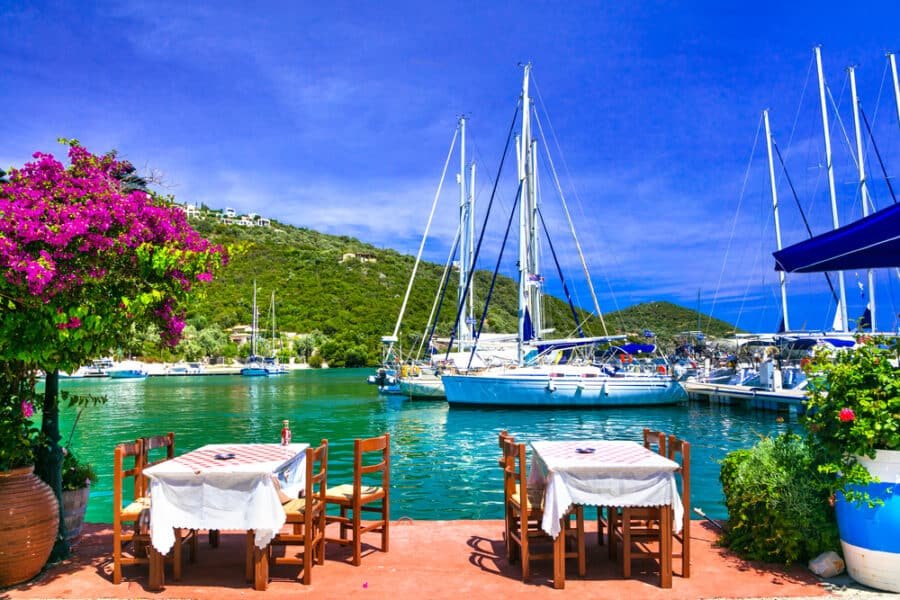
[529,440,683,538]
[143,443,308,554]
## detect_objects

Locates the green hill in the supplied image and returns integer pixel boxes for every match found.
[183,217,740,364]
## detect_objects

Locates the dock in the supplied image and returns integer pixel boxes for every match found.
[683,381,807,413]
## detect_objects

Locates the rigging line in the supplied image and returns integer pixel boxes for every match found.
[536,205,583,337]
[390,126,459,346]
[826,80,860,172]
[773,140,840,305]
[467,181,522,370]
[416,224,462,361]
[531,105,608,336]
[860,106,898,205]
[784,54,816,155]
[531,75,619,329]
[704,113,763,332]
[444,102,521,361]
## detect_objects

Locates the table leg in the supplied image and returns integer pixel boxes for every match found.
[553,520,566,590]
[660,504,673,589]
[209,529,220,547]
[253,541,269,591]
[245,531,254,583]
[148,545,165,591]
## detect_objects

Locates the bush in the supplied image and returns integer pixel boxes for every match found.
[307,353,323,368]
[719,432,838,564]
[61,448,97,491]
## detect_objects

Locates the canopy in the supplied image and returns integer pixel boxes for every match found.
[773,203,900,272]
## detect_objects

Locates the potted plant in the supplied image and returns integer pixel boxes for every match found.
[60,447,97,545]
[803,336,900,592]
[0,364,59,587]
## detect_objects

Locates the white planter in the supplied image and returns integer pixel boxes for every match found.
[835,448,900,593]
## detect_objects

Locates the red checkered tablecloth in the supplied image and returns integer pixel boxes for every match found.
[172,444,300,472]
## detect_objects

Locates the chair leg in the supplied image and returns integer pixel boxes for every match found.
[597,506,605,545]
[113,527,122,584]
[352,507,362,567]
[381,503,389,552]
[339,506,349,540]
[303,525,313,585]
[608,508,618,561]
[683,514,691,578]
[190,529,198,563]
[622,508,632,578]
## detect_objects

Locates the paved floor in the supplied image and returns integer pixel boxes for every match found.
[0,520,867,599]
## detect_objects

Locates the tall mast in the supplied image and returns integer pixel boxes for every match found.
[468,160,476,336]
[849,66,875,332]
[890,53,900,127]
[457,115,471,349]
[516,62,542,364]
[815,46,848,332]
[251,281,258,357]
[764,110,790,332]
[270,291,277,354]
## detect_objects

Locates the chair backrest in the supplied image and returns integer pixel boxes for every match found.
[113,439,144,515]
[139,432,175,496]
[304,439,329,504]
[505,441,533,517]
[499,435,518,502]
[353,433,390,497]
[667,435,690,512]
[498,430,514,468]
[643,428,667,456]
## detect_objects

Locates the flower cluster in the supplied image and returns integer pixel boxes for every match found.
[0,142,228,370]
[802,336,900,497]
[0,365,40,471]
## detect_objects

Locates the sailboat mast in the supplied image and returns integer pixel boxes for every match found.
[468,160,476,336]
[270,291,277,354]
[458,115,471,349]
[517,63,541,364]
[764,110,790,332]
[251,281,258,357]
[890,53,900,127]
[849,66,876,332]
[815,46,849,332]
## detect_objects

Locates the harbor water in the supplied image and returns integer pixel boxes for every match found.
[54,368,794,525]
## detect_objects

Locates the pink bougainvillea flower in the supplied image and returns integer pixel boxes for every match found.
[21,400,34,418]
[839,407,855,422]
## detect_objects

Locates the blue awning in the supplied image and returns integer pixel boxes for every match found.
[773,203,900,272]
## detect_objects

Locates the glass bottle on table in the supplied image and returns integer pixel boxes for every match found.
[280,419,292,446]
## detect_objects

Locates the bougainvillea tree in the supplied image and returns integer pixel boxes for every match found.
[0,141,226,557]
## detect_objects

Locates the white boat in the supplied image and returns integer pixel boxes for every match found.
[166,362,205,376]
[443,64,685,408]
[107,360,148,379]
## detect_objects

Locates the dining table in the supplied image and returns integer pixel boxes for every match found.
[142,442,308,590]
[529,439,683,588]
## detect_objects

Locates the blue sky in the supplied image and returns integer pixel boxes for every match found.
[3,1,900,334]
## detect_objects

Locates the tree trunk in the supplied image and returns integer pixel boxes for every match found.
[35,369,69,561]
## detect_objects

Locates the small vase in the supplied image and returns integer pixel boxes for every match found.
[61,486,90,545]
[0,466,60,587]
[835,448,900,593]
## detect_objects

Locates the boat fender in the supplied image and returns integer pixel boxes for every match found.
[547,381,556,392]
[657,365,667,375]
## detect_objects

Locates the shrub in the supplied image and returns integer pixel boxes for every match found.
[719,432,838,564]
[307,353,323,368]
[61,448,97,491]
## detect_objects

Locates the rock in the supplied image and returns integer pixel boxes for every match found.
[809,550,845,578]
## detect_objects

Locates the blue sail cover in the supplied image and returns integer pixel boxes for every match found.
[773,203,900,272]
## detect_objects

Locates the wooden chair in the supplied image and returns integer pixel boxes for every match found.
[668,435,691,577]
[613,433,690,587]
[139,433,199,571]
[504,439,585,589]
[497,430,515,558]
[606,428,667,554]
[325,433,390,566]
[112,439,150,584]
[253,439,328,588]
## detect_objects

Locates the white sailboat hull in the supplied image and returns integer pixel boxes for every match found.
[397,375,446,399]
[442,367,686,407]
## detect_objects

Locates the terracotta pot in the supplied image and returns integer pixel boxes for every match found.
[0,466,60,587]
[61,486,90,545]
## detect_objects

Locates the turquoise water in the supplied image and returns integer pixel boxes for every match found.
[54,368,794,524]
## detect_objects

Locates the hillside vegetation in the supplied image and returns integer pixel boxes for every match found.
[184,218,740,364]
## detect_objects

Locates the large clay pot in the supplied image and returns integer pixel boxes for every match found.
[0,466,60,587]
[61,486,90,545]
[835,449,900,593]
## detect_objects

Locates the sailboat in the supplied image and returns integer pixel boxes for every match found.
[442,64,686,407]
[264,291,288,375]
[240,281,268,377]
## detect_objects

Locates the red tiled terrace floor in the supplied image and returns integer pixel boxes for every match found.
[3,520,832,599]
